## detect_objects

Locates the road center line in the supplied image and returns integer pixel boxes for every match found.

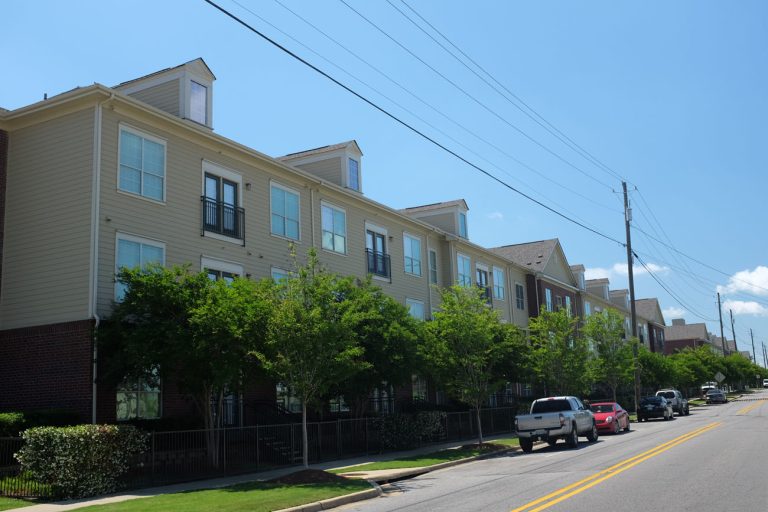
[509,422,721,512]
[736,400,766,415]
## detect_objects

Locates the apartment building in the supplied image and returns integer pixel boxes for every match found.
[635,298,666,353]
[0,59,536,424]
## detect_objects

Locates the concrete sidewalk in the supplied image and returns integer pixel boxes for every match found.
[6,435,519,512]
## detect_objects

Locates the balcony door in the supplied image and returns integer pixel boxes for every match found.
[205,173,238,236]
[366,230,388,277]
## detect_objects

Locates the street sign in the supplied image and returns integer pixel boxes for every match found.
[714,371,725,383]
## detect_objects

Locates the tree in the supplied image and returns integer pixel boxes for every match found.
[637,346,677,391]
[669,346,724,394]
[258,249,367,467]
[330,278,422,417]
[100,265,272,465]
[528,306,592,396]
[420,286,527,445]
[584,310,634,402]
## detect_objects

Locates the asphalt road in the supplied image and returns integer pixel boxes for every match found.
[340,390,768,512]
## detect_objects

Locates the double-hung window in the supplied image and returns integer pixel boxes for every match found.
[202,257,242,285]
[348,158,360,191]
[585,301,592,316]
[115,234,165,300]
[406,298,425,320]
[116,371,161,421]
[458,212,468,239]
[403,234,422,276]
[428,249,438,284]
[457,254,472,287]
[321,203,347,254]
[270,183,300,240]
[492,267,505,300]
[119,126,165,201]
[271,267,291,282]
[515,283,525,310]
[545,288,553,312]
[190,81,208,125]
[565,296,572,316]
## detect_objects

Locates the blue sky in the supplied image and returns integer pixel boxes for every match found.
[5,1,768,361]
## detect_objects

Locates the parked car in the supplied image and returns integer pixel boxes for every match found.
[515,396,598,453]
[656,389,689,416]
[706,388,728,404]
[763,378,768,388]
[589,402,630,434]
[701,382,717,397]
[637,396,673,421]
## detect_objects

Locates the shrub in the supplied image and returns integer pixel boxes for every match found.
[0,413,26,437]
[375,411,446,450]
[15,424,148,499]
[0,409,80,437]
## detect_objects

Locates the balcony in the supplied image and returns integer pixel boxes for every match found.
[478,285,493,305]
[201,197,245,243]
[366,249,390,280]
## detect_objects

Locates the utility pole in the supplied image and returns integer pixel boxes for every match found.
[730,309,738,354]
[763,342,767,368]
[717,292,727,356]
[623,182,640,414]
[751,329,756,363]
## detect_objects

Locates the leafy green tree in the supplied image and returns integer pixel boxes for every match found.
[637,346,674,392]
[669,346,724,394]
[100,265,272,465]
[420,286,527,445]
[722,354,757,389]
[584,310,634,402]
[259,249,367,467]
[528,306,592,396]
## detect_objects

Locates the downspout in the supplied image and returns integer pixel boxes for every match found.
[90,93,113,424]
[425,234,432,314]
[309,187,316,248]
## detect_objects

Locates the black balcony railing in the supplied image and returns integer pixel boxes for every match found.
[201,197,245,243]
[365,249,390,280]
[478,285,492,305]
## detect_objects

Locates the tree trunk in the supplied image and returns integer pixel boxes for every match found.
[302,401,309,468]
[611,385,617,403]
[475,405,484,445]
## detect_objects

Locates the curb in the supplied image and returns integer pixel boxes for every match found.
[273,485,382,512]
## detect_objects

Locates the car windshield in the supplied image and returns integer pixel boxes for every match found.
[531,399,572,413]
[590,404,614,413]
[640,397,662,405]
[706,389,721,395]
[659,392,675,398]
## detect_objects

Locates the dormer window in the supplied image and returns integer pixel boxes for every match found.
[458,212,468,239]
[348,158,360,191]
[190,81,208,125]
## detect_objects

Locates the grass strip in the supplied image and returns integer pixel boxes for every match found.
[76,480,372,512]
[329,438,519,473]
[0,496,34,511]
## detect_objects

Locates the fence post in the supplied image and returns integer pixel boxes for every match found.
[256,425,260,470]
[151,432,156,480]
[365,418,369,455]
[316,422,321,463]
[337,419,341,458]
[223,428,227,473]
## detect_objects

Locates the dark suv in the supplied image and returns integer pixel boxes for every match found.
[637,396,673,421]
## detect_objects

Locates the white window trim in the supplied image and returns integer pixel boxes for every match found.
[364,221,387,237]
[428,248,438,284]
[320,200,347,256]
[115,232,166,298]
[365,222,389,283]
[457,252,472,287]
[181,72,213,128]
[201,256,243,277]
[201,160,244,245]
[492,266,505,300]
[117,123,168,204]
[514,281,525,310]
[403,232,423,277]
[270,181,302,242]
[457,211,468,239]
[345,156,362,192]
[271,266,292,280]
[406,298,425,320]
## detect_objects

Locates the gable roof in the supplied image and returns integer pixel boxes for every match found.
[635,298,665,325]
[401,199,468,214]
[278,140,362,160]
[664,322,709,342]
[491,239,558,273]
[114,58,215,89]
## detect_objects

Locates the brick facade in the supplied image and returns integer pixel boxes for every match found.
[0,319,94,422]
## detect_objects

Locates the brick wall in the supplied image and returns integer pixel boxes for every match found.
[0,319,94,422]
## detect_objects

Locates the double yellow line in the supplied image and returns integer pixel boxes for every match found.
[510,422,721,512]
[737,399,766,415]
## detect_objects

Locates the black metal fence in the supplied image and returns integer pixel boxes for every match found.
[0,407,515,499]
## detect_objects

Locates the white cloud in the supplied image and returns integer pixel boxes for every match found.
[722,300,768,317]
[585,262,669,281]
[487,211,504,221]
[717,266,768,297]
[663,307,685,319]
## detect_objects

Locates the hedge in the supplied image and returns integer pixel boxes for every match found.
[15,424,148,499]
[0,409,80,437]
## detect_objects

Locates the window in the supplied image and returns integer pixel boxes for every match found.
[515,283,525,310]
[276,383,301,413]
[190,81,207,124]
[202,257,242,285]
[412,375,427,401]
[476,266,490,301]
[203,165,242,240]
[406,298,425,320]
[585,301,592,316]
[119,127,165,201]
[271,267,291,282]
[428,249,438,284]
[565,296,572,316]
[545,288,553,311]
[270,183,300,240]
[348,158,360,191]
[458,212,468,239]
[321,203,346,254]
[493,267,505,300]
[457,254,472,287]
[115,234,165,300]
[403,234,422,276]
[116,372,160,421]
[366,227,389,278]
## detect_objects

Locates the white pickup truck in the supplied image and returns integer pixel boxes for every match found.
[515,396,598,453]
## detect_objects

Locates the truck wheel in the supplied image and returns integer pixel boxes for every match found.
[586,423,599,443]
[520,438,534,453]
[566,425,579,448]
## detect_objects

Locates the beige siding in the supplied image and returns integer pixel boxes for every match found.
[127,79,180,117]
[543,250,575,286]
[1,109,94,329]
[295,157,342,187]
[506,266,530,329]
[412,211,456,235]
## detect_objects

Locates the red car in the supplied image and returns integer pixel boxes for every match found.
[589,402,631,434]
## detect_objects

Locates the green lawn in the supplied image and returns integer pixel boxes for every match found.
[329,438,519,473]
[76,480,372,512]
[0,496,33,511]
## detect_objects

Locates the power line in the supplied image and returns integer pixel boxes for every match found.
[203,0,627,247]
[336,0,616,191]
